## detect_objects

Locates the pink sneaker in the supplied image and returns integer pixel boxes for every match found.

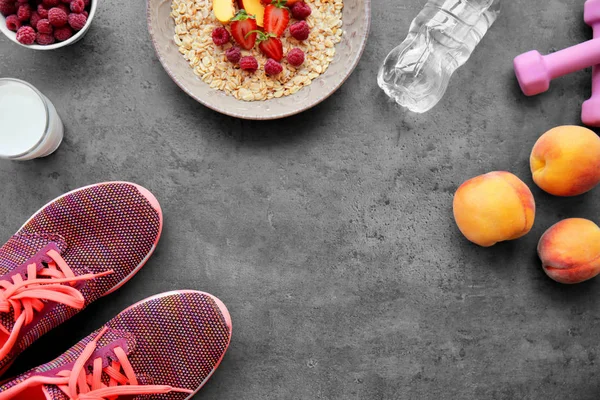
[0,182,163,376]
[0,291,232,400]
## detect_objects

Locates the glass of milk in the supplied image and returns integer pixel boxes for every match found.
[0,78,63,161]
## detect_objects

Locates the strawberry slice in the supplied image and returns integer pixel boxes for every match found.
[263,0,289,37]
[250,30,283,61]
[230,10,258,50]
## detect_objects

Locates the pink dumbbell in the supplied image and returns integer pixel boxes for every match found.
[583,0,600,126]
[514,39,600,96]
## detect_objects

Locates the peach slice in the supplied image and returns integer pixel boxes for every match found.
[214,0,236,23]
[240,0,265,26]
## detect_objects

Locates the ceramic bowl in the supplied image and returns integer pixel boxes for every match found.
[147,0,371,120]
[0,0,97,50]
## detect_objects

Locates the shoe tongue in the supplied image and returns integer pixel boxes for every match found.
[0,233,67,277]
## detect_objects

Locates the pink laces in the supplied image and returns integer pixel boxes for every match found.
[51,327,193,400]
[0,249,113,360]
[0,327,193,400]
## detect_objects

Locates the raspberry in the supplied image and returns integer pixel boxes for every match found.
[53,25,72,41]
[48,7,67,26]
[30,11,41,29]
[17,0,28,3]
[17,4,31,22]
[82,10,87,17]
[239,56,258,72]
[56,3,68,12]
[67,12,85,30]
[70,0,83,13]
[0,0,16,17]
[264,58,283,75]
[61,0,71,3]
[37,18,52,34]
[5,14,21,32]
[83,0,89,5]
[16,25,36,44]
[291,2,311,20]
[42,0,60,6]
[289,20,309,40]
[287,47,305,66]
[37,4,48,18]
[36,32,55,45]
[225,46,241,63]
[211,27,230,46]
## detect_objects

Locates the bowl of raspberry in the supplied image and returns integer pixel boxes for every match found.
[0,0,96,50]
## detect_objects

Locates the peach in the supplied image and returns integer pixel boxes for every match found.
[213,0,236,23]
[239,0,265,26]
[453,171,536,247]
[530,125,600,197]
[538,218,600,284]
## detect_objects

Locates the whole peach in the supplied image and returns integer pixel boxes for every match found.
[538,218,600,284]
[453,171,536,247]
[530,126,600,196]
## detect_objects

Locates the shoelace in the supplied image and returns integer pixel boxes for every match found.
[0,249,113,360]
[54,327,192,400]
[0,327,193,400]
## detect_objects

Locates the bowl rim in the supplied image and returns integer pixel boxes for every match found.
[0,0,97,51]
[146,0,371,120]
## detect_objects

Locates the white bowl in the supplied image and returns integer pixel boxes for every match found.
[0,0,97,50]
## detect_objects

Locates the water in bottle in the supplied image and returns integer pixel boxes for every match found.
[378,0,501,113]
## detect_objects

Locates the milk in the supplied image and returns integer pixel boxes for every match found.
[0,79,63,160]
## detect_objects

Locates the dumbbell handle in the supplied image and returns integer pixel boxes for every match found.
[582,0,600,126]
[545,39,600,79]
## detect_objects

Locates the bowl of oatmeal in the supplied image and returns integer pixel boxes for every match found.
[147,0,370,120]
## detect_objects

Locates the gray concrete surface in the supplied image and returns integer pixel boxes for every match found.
[1,0,600,398]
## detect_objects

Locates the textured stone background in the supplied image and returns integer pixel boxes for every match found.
[1,0,600,399]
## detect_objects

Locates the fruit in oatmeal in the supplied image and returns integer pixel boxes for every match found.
[530,126,600,197]
[240,55,259,72]
[287,47,304,66]
[453,171,536,247]
[289,20,309,40]
[239,0,265,27]
[538,218,600,284]
[290,1,311,19]
[264,58,283,75]
[213,0,235,23]
[253,31,283,61]
[212,27,230,45]
[263,0,289,37]
[230,10,257,50]
[226,46,242,63]
[172,0,344,101]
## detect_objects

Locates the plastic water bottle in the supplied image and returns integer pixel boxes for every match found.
[378,0,501,113]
